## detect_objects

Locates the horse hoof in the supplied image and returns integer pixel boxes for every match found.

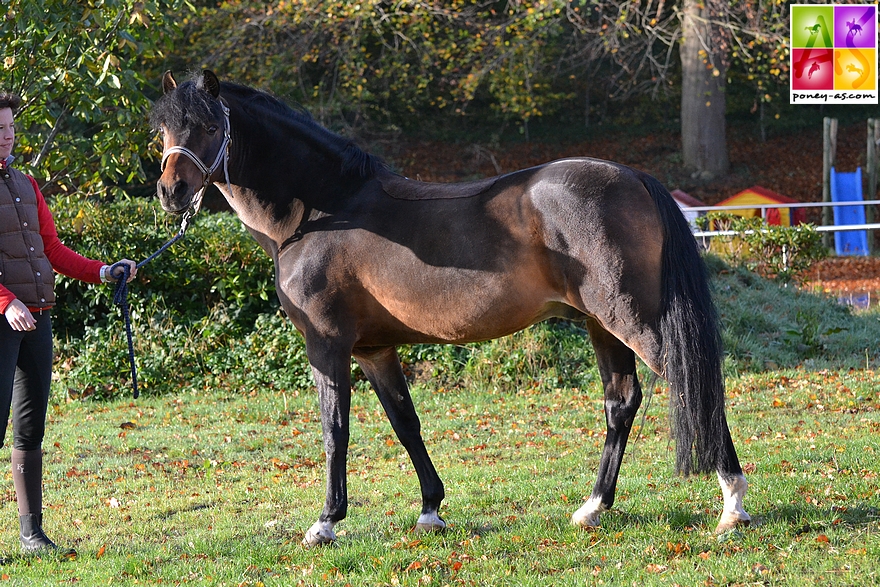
[571,498,606,528]
[414,512,446,533]
[571,511,601,528]
[714,512,751,535]
[302,521,336,548]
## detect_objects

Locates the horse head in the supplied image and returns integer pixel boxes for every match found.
[152,70,230,216]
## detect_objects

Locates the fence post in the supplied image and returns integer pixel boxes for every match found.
[822,117,837,249]
[868,119,878,253]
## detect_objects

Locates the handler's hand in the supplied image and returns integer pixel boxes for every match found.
[4,299,36,332]
[109,259,138,283]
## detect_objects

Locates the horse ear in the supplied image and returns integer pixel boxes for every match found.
[162,70,177,94]
[203,70,221,98]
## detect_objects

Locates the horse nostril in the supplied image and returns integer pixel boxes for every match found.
[172,180,189,198]
[157,179,191,213]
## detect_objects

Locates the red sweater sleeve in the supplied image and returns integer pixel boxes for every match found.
[32,176,105,283]
[0,285,14,314]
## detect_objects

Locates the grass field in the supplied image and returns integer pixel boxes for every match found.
[0,360,877,585]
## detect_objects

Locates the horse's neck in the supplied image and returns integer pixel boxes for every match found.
[221,104,358,252]
[218,182,307,258]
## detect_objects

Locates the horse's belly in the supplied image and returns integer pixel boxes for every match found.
[362,273,566,344]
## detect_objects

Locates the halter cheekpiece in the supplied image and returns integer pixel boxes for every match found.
[160,100,233,231]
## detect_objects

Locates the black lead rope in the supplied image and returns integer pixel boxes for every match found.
[110,216,191,398]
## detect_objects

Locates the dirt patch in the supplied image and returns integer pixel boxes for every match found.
[802,256,880,307]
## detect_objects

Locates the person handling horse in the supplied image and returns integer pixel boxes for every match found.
[0,92,137,554]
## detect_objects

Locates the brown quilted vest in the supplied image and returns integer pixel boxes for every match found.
[0,166,56,308]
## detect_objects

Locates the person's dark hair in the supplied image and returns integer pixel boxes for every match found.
[0,92,22,114]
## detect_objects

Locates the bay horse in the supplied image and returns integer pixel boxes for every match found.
[151,70,750,547]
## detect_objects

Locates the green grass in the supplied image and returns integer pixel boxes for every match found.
[0,362,877,585]
[9,247,880,584]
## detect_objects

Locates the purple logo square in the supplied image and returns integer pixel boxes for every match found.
[834,5,876,49]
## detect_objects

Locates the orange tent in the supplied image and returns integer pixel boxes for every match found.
[714,186,805,226]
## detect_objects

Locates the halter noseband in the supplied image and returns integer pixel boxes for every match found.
[160,100,233,231]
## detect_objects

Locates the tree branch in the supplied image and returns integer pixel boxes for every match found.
[32,107,69,169]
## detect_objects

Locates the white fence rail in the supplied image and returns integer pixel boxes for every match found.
[684,199,880,238]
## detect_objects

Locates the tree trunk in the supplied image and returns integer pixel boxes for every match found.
[680,0,729,178]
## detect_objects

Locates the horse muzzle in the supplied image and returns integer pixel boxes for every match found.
[157,178,195,215]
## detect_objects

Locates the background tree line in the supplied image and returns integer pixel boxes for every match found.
[2,0,844,200]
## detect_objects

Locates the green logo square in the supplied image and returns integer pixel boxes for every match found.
[792,5,835,48]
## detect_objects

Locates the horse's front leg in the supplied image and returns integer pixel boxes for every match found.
[571,322,642,529]
[355,347,446,533]
[302,339,353,547]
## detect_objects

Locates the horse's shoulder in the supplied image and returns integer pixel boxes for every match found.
[377,171,499,201]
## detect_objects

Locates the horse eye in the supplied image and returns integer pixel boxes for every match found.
[206,124,219,135]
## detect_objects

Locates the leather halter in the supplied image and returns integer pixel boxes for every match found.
[160,100,233,230]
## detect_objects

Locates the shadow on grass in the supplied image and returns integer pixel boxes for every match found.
[152,501,215,521]
[754,503,880,534]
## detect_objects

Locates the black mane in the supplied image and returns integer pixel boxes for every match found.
[151,73,385,180]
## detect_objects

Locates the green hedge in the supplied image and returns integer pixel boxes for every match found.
[50,196,288,398]
[47,196,880,401]
[51,195,276,338]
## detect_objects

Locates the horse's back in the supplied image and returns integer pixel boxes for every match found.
[378,171,498,201]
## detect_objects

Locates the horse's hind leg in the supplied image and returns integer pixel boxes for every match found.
[355,347,446,532]
[571,319,642,529]
[715,428,750,533]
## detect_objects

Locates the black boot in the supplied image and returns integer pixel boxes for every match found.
[19,513,57,553]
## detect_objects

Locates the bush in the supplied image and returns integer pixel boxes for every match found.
[399,320,599,394]
[49,196,280,398]
[56,306,314,399]
[697,213,827,284]
[50,196,277,338]
[50,196,602,400]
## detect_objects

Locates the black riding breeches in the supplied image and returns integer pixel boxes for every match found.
[0,311,53,451]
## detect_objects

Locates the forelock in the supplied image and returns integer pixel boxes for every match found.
[150,74,223,132]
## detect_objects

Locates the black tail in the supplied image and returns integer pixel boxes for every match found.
[640,173,739,476]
